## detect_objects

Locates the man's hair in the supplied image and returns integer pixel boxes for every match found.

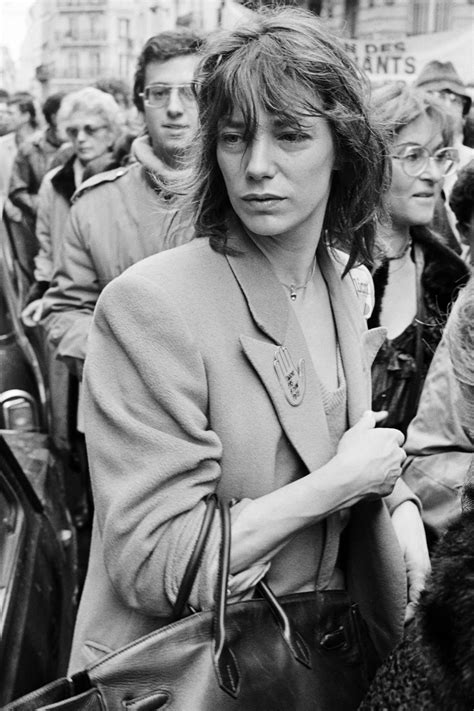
[187,7,389,270]
[370,81,455,147]
[449,159,474,225]
[42,92,65,125]
[133,30,203,112]
[8,91,38,128]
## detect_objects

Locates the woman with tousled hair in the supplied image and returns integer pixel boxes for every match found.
[69,9,429,707]
[368,82,469,436]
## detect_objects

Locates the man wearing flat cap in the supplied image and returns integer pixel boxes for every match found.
[415,60,474,259]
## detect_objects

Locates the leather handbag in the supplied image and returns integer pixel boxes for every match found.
[5,495,380,711]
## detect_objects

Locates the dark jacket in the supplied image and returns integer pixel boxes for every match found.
[369,228,469,433]
[9,128,63,224]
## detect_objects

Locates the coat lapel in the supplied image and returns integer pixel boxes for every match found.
[318,247,374,427]
[227,227,332,473]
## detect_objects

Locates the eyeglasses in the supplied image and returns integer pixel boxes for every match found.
[139,83,197,108]
[391,146,459,178]
[429,89,465,108]
[65,124,108,139]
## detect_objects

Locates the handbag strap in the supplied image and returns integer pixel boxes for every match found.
[172,493,218,620]
[213,499,311,699]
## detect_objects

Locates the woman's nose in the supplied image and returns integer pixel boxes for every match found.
[419,156,444,182]
[245,136,275,181]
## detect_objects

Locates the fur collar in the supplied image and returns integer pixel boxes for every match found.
[369,228,469,328]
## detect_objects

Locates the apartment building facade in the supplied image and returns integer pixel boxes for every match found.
[16,0,474,95]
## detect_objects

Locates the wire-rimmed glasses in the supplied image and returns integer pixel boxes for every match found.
[139,83,197,108]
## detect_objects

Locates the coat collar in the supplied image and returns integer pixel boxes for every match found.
[225,222,373,472]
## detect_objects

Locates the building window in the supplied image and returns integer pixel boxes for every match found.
[119,54,129,78]
[67,14,78,39]
[90,52,101,77]
[410,0,452,34]
[68,51,79,78]
[118,18,130,38]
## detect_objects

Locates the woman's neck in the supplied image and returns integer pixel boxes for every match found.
[245,228,322,287]
[379,223,411,260]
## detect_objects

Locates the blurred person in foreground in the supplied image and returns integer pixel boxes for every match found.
[39,30,200,381]
[368,82,469,436]
[68,10,428,708]
[401,161,474,547]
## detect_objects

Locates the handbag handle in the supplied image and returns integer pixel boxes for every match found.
[212,499,311,699]
[172,493,218,621]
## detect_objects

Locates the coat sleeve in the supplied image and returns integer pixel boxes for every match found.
[34,173,55,282]
[83,270,224,617]
[402,331,473,537]
[40,203,97,379]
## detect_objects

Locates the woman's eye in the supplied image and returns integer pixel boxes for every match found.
[403,150,422,162]
[279,132,309,143]
[219,133,244,146]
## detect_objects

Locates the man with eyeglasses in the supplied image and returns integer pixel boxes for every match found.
[39,30,201,383]
[36,32,201,575]
[415,60,474,257]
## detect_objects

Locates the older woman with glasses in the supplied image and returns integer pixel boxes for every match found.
[23,87,122,315]
[20,87,122,461]
[368,82,469,436]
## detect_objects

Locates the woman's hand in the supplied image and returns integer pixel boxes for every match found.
[335,410,406,502]
[21,299,44,327]
[391,500,431,623]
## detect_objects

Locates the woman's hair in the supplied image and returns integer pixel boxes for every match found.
[188,7,389,270]
[57,87,123,141]
[370,81,455,147]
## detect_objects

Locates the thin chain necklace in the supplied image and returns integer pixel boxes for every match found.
[279,260,317,301]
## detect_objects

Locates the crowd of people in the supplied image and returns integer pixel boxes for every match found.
[1,6,473,709]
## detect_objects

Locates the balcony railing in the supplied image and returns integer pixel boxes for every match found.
[57,0,107,7]
[55,30,107,43]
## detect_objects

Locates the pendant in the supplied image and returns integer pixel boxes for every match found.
[290,286,297,300]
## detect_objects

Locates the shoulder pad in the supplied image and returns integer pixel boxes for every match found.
[72,165,129,203]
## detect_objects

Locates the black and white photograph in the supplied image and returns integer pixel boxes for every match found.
[0,1,473,708]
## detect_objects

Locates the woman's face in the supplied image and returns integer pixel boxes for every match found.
[216,102,335,245]
[388,114,444,229]
[65,111,115,165]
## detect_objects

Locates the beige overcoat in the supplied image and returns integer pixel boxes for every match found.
[69,224,412,672]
